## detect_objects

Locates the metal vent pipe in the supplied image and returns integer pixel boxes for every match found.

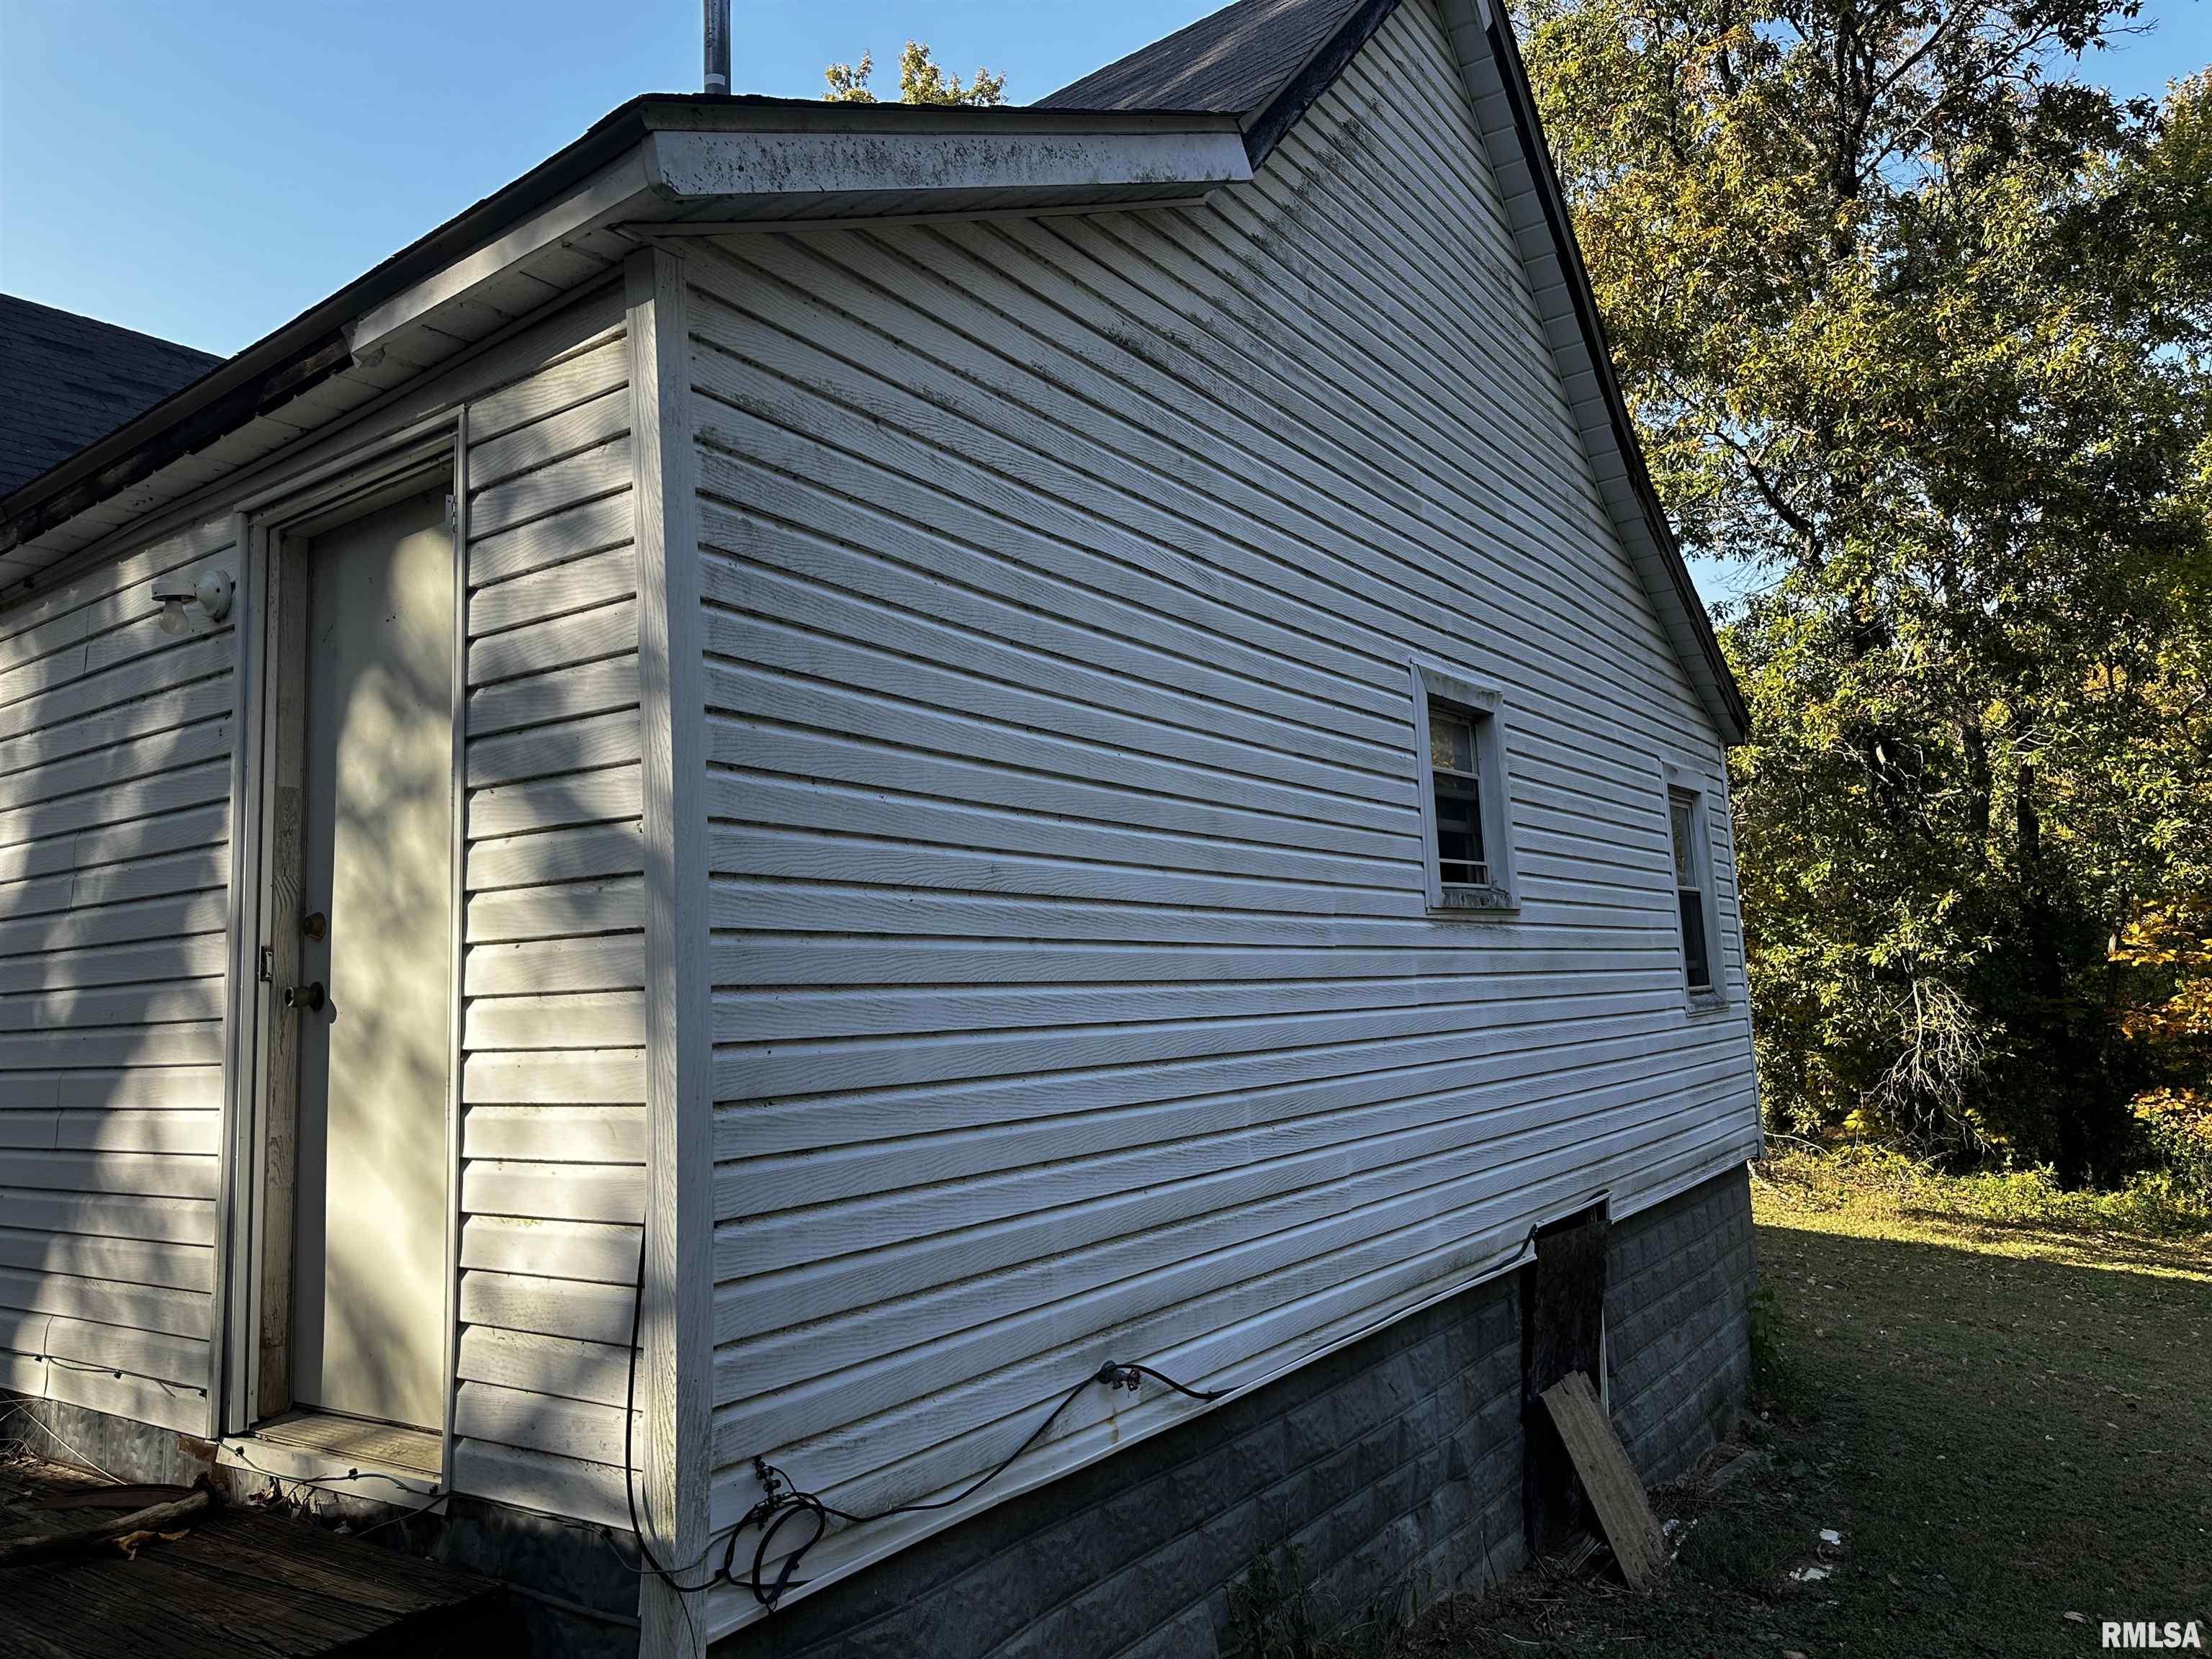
[704,0,731,94]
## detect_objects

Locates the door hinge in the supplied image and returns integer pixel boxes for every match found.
[258,945,274,984]
[445,493,458,531]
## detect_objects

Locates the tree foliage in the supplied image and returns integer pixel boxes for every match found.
[824,40,1007,106]
[1519,0,2212,1180]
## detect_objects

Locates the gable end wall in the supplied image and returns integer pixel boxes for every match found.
[691,0,1758,1637]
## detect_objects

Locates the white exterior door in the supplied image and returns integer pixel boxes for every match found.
[287,486,454,1429]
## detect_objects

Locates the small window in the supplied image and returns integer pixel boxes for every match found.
[1668,789,1714,994]
[1410,664,1516,914]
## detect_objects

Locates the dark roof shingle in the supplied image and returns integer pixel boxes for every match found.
[0,295,222,498]
[1037,0,1367,117]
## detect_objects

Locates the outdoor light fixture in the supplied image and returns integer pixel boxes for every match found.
[153,570,234,634]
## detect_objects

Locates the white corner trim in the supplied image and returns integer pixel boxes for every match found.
[627,246,714,1658]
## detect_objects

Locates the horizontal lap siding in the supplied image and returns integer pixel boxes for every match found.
[0,516,237,1436]
[1,286,647,1526]
[696,0,1758,1547]
[454,300,646,1527]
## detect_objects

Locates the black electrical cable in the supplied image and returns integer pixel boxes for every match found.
[728,1359,1227,1611]
[616,1231,707,1654]
[1105,1362,1228,1405]
[222,1442,443,1497]
[616,1228,1228,1614]
[620,1228,719,1592]
[39,1353,207,1394]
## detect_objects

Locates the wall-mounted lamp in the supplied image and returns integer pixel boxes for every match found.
[154,570,234,635]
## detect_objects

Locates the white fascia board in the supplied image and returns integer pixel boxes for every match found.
[644,123,1251,202]
[347,122,1251,361]
[346,147,658,357]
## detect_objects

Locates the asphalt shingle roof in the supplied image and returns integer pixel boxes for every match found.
[1037,0,1367,116]
[0,294,222,498]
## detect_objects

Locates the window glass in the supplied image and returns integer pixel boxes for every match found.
[1671,797,1699,886]
[1430,714,1476,775]
[1434,771,1485,883]
[1678,890,1712,990]
[1430,704,1485,885]
[1668,793,1712,991]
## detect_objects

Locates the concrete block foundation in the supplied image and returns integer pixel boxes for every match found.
[716,1163,1758,1658]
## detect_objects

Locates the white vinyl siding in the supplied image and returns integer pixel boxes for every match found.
[0,516,237,1437]
[691,0,1757,1606]
[0,286,647,1527]
[452,292,646,1527]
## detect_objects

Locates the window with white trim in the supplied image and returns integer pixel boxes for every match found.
[1410,665,1516,914]
[1665,782,1722,999]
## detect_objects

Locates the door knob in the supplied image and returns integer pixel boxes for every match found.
[284,981,326,1012]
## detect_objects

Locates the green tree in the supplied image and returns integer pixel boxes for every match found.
[824,40,1007,106]
[1518,0,2212,1179]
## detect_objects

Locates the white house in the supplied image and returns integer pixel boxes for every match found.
[0,0,1761,1653]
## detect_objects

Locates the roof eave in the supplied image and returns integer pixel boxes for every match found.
[0,104,658,547]
[1,100,1249,560]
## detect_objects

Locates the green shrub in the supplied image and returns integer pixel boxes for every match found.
[1757,1143,2212,1236]
[2132,1091,2212,1209]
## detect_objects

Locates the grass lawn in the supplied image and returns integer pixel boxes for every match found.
[1409,1160,2212,1659]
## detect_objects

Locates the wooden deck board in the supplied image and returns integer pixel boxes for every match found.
[0,1462,521,1659]
[2,1552,382,1658]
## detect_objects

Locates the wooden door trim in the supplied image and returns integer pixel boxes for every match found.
[212,414,464,1478]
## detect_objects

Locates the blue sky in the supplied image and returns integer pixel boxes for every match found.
[2,1,2203,603]
[4,1,2203,359]
[0,1,1237,355]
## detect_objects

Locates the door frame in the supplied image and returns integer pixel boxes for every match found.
[1521,1200,1612,1560]
[212,410,469,1475]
